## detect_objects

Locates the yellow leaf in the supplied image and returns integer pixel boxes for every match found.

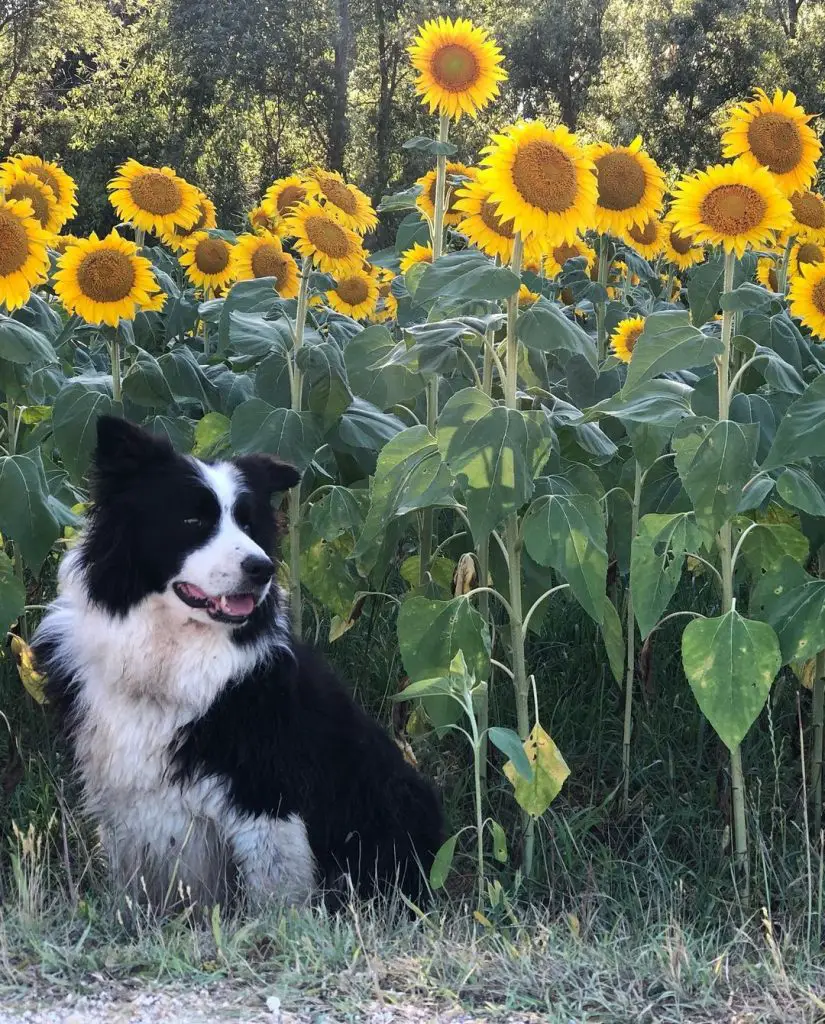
[503,723,570,817]
[453,552,477,596]
[11,636,48,705]
[394,736,418,768]
[790,657,817,690]
[473,910,493,928]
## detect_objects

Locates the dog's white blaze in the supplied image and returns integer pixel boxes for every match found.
[175,460,272,603]
[33,464,313,907]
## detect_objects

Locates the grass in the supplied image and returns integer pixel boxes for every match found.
[2,576,825,1019]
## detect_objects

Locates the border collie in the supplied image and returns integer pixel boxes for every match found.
[32,416,443,909]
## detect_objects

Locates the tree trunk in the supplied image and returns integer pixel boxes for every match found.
[328,0,351,172]
[374,0,392,201]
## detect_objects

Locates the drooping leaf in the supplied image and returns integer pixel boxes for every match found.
[600,594,625,684]
[517,296,597,370]
[738,522,808,575]
[687,253,755,326]
[415,250,520,305]
[750,558,825,664]
[230,400,320,471]
[762,374,825,470]
[296,341,353,429]
[503,723,570,817]
[522,492,607,622]
[308,486,365,542]
[0,550,25,637]
[488,726,533,781]
[429,834,458,889]
[631,513,702,638]
[681,609,780,751]
[776,466,825,517]
[122,347,175,409]
[51,379,116,483]
[192,412,231,458]
[0,453,61,570]
[0,316,58,366]
[624,311,724,392]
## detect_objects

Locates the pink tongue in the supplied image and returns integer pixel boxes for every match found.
[218,594,255,616]
[181,583,209,601]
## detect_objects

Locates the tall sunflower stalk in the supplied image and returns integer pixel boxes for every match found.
[418,113,450,587]
[288,256,313,636]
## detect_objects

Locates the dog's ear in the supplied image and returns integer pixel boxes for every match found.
[94,415,174,474]
[234,453,301,496]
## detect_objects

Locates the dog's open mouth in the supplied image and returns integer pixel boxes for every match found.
[173,582,258,624]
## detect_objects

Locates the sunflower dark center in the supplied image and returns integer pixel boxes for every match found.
[669,227,694,254]
[7,182,51,227]
[596,152,646,211]
[552,242,582,267]
[791,191,825,229]
[320,178,358,215]
[812,279,825,314]
[747,113,803,175]
[628,219,658,246]
[194,238,230,274]
[767,266,779,292]
[337,275,369,305]
[624,324,644,354]
[251,243,285,279]
[797,242,824,267]
[427,167,465,214]
[430,44,479,92]
[0,209,29,276]
[700,184,767,235]
[480,199,514,238]
[77,249,136,303]
[511,140,578,213]
[130,172,182,216]
[30,165,60,201]
[175,201,208,237]
[306,215,350,257]
[277,184,306,216]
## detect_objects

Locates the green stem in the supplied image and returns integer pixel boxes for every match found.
[6,394,27,639]
[777,235,796,296]
[476,326,496,789]
[622,459,642,808]
[109,334,122,405]
[502,232,534,875]
[665,267,676,302]
[419,115,450,586]
[717,249,748,887]
[469,697,486,907]
[596,234,610,362]
[813,653,825,840]
[288,257,312,637]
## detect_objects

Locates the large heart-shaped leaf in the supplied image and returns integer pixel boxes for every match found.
[415,250,520,305]
[681,609,780,751]
[517,296,597,370]
[0,316,58,366]
[624,311,724,392]
[297,341,353,429]
[762,374,825,470]
[751,559,825,664]
[631,512,702,638]
[52,378,116,483]
[0,453,61,570]
[502,723,570,817]
[230,400,320,471]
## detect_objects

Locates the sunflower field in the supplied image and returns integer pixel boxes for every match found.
[6,16,825,907]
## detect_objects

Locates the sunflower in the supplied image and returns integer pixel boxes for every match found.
[756,257,779,292]
[611,315,646,363]
[408,17,507,121]
[108,159,201,236]
[2,155,77,229]
[371,266,398,322]
[660,272,682,301]
[622,216,665,260]
[453,177,534,262]
[721,89,821,196]
[161,192,217,248]
[327,268,379,319]
[0,165,63,233]
[140,288,168,314]
[518,284,540,307]
[787,190,825,243]
[661,219,705,270]
[479,121,597,242]
[669,160,793,258]
[417,163,476,227]
[48,233,81,256]
[262,175,309,222]
[285,201,365,274]
[788,261,825,338]
[399,242,433,274]
[305,169,377,234]
[543,238,596,278]
[249,204,280,235]
[0,197,51,311]
[232,231,300,298]
[54,230,159,327]
[587,137,665,236]
[790,240,825,278]
[178,232,236,291]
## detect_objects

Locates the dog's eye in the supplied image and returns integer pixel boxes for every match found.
[183,516,204,528]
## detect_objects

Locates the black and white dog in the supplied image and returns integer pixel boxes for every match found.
[32,416,443,909]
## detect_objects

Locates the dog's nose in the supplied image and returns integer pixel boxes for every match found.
[241,555,274,586]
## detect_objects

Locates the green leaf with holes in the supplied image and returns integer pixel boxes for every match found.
[631,513,702,638]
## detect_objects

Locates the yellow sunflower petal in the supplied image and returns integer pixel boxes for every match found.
[327,268,380,319]
[178,232,236,291]
[262,176,309,223]
[370,266,398,322]
[721,88,821,195]
[305,169,377,234]
[790,240,825,279]
[248,203,280,236]
[669,160,793,259]
[756,257,779,292]
[108,159,202,236]
[399,242,433,274]
[611,315,646,363]
[479,121,597,242]
[787,190,825,244]
[408,17,507,121]
[2,155,77,231]
[284,201,365,275]
[622,216,665,260]
[661,217,705,270]
[160,192,217,248]
[0,197,52,312]
[54,230,159,327]
[788,260,825,339]
[542,238,596,278]
[231,231,300,298]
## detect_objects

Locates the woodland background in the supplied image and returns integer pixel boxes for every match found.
[3,0,824,235]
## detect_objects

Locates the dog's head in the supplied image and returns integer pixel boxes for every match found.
[79,415,299,630]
